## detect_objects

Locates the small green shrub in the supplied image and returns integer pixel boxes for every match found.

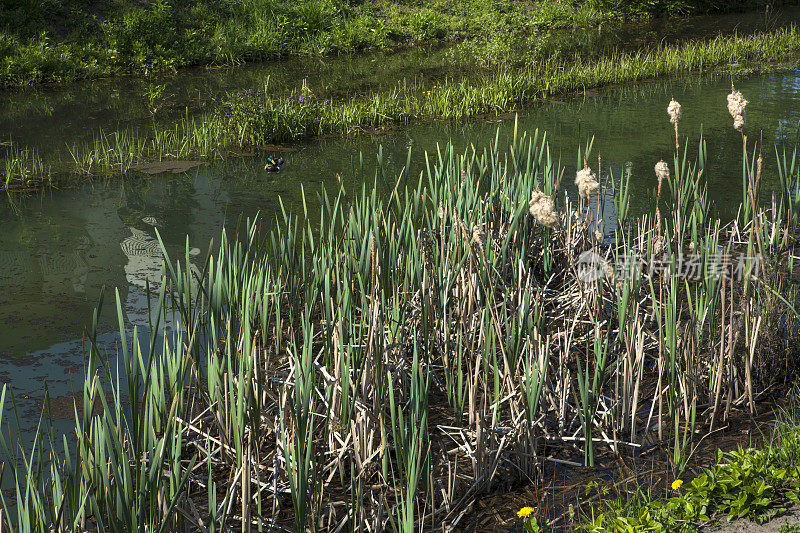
[401,10,446,40]
[104,1,181,70]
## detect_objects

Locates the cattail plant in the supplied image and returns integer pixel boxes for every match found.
[654,159,670,231]
[575,165,599,199]
[529,189,558,227]
[727,85,748,133]
[667,98,681,150]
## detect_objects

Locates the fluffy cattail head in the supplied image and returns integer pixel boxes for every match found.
[472,225,486,248]
[575,167,599,199]
[654,160,670,181]
[727,88,747,132]
[603,260,615,281]
[652,235,665,257]
[726,89,747,117]
[667,99,682,124]
[733,114,745,132]
[528,190,558,228]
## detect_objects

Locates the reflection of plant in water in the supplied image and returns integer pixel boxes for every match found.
[142,82,172,117]
[164,177,197,210]
[3,192,23,217]
[4,210,93,294]
[15,224,35,246]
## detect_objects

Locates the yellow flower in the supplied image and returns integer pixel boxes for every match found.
[517,507,535,518]
[671,479,683,490]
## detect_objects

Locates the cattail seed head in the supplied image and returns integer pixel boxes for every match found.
[472,225,486,248]
[528,190,558,228]
[575,167,599,199]
[727,88,747,132]
[654,160,670,182]
[603,260,614,281]
[652,235,665,257]
[726,89,747,117]
[667,99,682,124]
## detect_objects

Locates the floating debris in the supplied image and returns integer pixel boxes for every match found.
[132,160,206,175]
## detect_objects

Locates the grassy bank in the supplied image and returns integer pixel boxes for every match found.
[6,25,796,190]
[547,409,800,532]
[1,83,799,530]
[1,0,794,87]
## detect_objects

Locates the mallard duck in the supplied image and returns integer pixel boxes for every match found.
[264,156,284,172]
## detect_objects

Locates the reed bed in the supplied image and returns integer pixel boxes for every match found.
[1,95,800,532]
[4,26,800,190]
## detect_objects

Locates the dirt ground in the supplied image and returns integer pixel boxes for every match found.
[702,507,800,532]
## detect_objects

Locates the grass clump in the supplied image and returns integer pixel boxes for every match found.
[4,25,800,189]
[2,143,50,190]
[220,26,800,145]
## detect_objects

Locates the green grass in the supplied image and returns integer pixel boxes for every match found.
[3,144,49,190]
[222,25,800,145]
[0,0,794,87]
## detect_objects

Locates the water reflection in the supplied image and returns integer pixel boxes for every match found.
[0,174,227,431]
[120,217,202,327]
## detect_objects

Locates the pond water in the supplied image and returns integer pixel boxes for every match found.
[2,67,799,434]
